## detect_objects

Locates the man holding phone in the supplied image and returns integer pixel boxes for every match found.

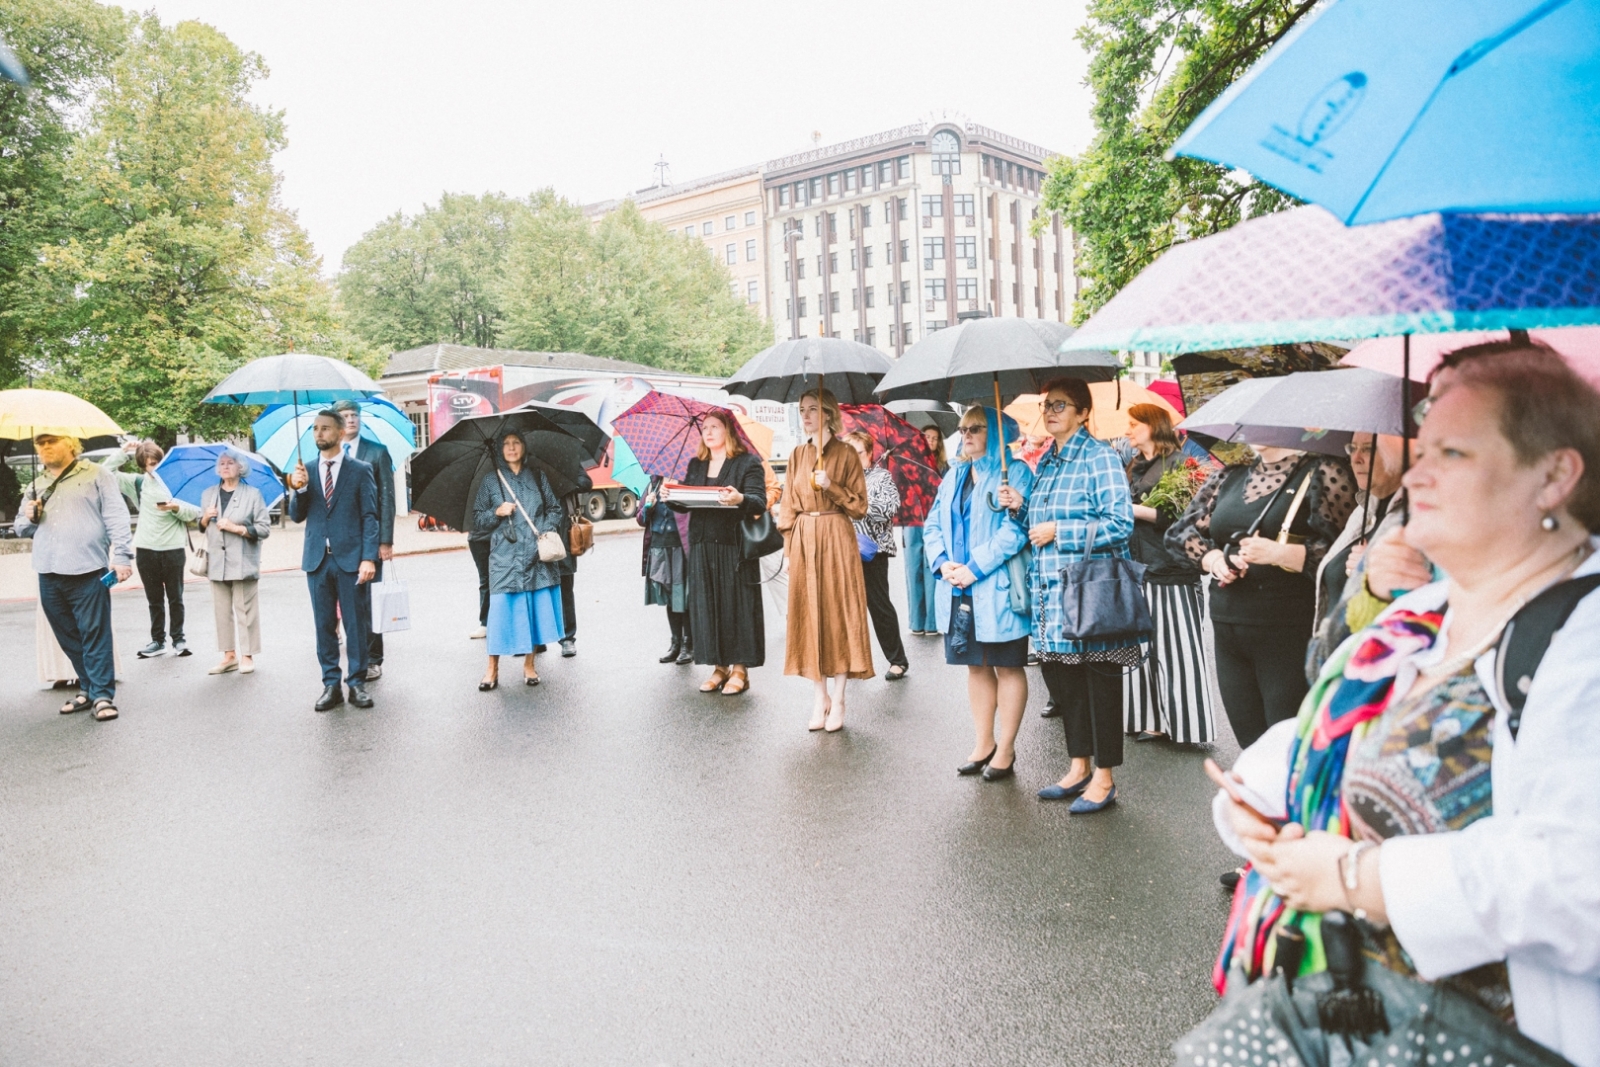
[14,432,134,722]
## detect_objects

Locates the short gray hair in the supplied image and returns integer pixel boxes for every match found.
[215,450,252,479]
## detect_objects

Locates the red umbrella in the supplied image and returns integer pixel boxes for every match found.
[840,404,942,526]
[610,391,760,482]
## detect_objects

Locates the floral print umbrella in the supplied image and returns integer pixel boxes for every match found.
[840,404,942,526]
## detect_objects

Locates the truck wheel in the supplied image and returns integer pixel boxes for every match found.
[617,491,638,520]
[583,491,609,523]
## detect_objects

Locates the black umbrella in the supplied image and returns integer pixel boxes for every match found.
[886,399,960,436]
[410,410,589,532]
[723,337,893,404]
[874,318,1122,509]
[507,400,608,465]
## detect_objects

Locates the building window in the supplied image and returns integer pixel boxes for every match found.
[897,156,911,179]
[879,160,892,184]
[748,279,760,303]
[778,186,790,208]
[864,285,876,308]
[795,181,807,205]
[701,221,714,236]
[724,216,735,231]
[956,277,978,301]
[955,194,975,217]
[787,218,802,242]
[827,212,837,236]
[859,204,872,228]
[901,326,913,345]
[843,169,856,192]
[684,226,695,237]
[783,260,791,281]
[923,237,945,261]
[849,248,858,270]
[925,278,946,302]
[851,288,859,310]
[797,296,807,318]
[921,194,942,217]
[745,211,756,226]
[810,178,823,199]
[899,280,911,304]
[816,255,823,275]
[796,259,806,280]
[829,252,839,274]
[899,239,911,263]
[861,165,875,189]
[862,246,873,268]
[931,130,961,175]
[745,239,757,261]
[926,319,948,333]
[829,291,840,314]
[955,236,976,261]
[814,216,823,238]
[827,173,840,195]
[729,280,740,298]
[865,326,876,346]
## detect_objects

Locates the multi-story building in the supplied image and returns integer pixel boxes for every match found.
[761,120,1073,354]
[588,166,770,320]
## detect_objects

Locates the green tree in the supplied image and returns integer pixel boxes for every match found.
[1041,0,1314,319]
[339,191,525,351]
[9,13,373,444]
[0,0,127,386]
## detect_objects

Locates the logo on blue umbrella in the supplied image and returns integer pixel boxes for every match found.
[1260,72,1368,172]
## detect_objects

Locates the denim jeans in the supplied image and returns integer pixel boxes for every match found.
[39,570,116,702]
[900,526,938,632]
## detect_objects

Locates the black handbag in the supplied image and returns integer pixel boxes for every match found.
[1058,520,1153,642]
[740,510,784,560]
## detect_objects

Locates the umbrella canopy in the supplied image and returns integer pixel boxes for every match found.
[1059,206,1600,356]
[1178,377,1353,456]
[733,413,774,459]
[507,400,608,465]
[1004,381,1182,441]
[1146,379,1186,415]
[875,318,1121,404]
[610,436,649,497]
[839,404,942,525]
[203,354,380,407]
[724,337,893,404]
[154,443,284,508]
[0,389,123,441]
[1341,325,1600,386]
[253,398,417,470]
[1172,0,1600,226]
[610,392,761,483]
[409,409,587,532]
[886,399,960,436]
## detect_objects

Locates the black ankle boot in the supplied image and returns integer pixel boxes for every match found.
[676,640,693,666]
[659,638,682,664]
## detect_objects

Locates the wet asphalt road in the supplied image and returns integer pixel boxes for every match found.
[0,534,1241,1066]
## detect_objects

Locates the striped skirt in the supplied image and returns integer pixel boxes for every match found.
[1122,580,1216,744]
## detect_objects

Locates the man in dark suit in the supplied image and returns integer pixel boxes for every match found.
[333,399,395,681]
[287,409,380,712]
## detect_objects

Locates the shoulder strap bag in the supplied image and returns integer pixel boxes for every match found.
[495,468,566,563]
[1058,519,1152,642]
[1496,572,1600,734]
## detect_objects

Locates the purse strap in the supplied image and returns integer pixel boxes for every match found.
[495,466,546,538]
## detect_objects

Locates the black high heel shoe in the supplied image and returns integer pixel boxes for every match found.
[981,757,1016,782]
[957,748,997,776]
[478,677,498,691]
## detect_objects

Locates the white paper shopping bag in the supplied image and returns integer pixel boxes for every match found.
[371,568,411,633]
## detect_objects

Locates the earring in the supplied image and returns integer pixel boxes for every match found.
[1541,514,1560,532]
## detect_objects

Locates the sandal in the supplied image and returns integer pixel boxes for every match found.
[60,693,91,715]
[91,699,119,722]
[885,665,908,681]
[721,667,749,696]
[524,672,540,687]
[699,668,730,693]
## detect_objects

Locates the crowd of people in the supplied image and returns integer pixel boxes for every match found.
[13,339,1600,1059]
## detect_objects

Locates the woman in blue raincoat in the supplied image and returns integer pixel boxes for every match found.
[1000,378,1136,814]
[923,405,1034,782]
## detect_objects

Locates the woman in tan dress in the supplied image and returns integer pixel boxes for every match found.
[778,389,874,732]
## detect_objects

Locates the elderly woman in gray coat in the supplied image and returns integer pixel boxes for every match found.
[198,450,272,676]
[473,432,567,690]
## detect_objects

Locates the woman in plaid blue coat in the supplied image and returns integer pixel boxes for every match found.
[999,378,1136,813]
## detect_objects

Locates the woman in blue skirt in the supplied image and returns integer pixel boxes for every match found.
[473,433,567,690]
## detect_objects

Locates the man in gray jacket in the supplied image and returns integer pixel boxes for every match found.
[15,432,134,721]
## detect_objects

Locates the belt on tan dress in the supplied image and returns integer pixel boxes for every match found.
[801,510,841,517]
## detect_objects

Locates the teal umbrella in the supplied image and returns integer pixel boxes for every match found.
[609,436,649,497]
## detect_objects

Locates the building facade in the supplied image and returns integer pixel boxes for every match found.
[762,121,1073,354]
[591,167,771,320]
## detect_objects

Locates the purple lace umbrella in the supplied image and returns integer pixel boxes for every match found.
[609,392,760,482]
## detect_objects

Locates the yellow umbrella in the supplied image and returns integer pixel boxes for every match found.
[0,388,123,441]
[1003,381,1181,442]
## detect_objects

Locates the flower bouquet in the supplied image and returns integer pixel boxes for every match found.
[1143,456,1214,518]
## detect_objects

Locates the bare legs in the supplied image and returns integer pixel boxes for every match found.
[479,650,538,687]
[966,665,1028,767]
[810,674,849,732]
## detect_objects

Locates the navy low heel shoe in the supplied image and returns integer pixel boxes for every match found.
[1069,785,1117,814]
[1037,777,1092,801]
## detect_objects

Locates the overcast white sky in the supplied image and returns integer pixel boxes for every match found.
[136,0,1097,275]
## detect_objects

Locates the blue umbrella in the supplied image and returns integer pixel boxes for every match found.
[254,397,415,470]
[1171,0,1600,224]
[609,435,649,497]
[155,444,284,509]
[0,37,29,86]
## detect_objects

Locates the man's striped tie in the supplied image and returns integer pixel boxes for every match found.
[323,460,335,510]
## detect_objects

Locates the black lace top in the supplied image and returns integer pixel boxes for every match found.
[1165,453,1357,625]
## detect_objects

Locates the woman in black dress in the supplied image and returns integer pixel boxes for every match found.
[1166,444,1356,748]
[666,410,768,696]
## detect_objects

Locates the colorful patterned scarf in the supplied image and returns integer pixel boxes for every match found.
[1213,607,1446,991]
